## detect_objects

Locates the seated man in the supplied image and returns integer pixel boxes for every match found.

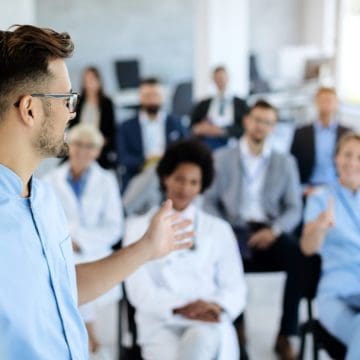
[117,77,188,190]
[191,65,248,150]
[124,140,246,360]
[45,124,123,359]
[203,100,303,360]
[301,132,360,360]
[290,87,349,197]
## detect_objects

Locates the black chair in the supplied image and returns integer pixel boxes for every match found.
[299,255,347,360]
[118,286,143,360]
[171,81,193,118]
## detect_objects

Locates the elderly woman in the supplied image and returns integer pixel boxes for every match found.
[124,139,246,360]
[301,132,360,360]
[45,124,123,358]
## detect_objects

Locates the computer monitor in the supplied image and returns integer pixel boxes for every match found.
[114,59,140,89]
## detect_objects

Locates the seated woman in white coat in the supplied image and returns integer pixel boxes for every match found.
[124,139,246,360]
[45,124,123,358]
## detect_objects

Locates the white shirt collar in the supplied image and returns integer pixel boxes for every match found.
[239,136,272,159]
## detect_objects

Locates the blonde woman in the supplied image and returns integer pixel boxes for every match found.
[301,132,360,360]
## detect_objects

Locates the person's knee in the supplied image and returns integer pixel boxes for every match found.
[181,324,221,358]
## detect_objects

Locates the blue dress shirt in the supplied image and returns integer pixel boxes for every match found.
[309,121,338,185]
[0,164,88,359]
[304,181,360,299]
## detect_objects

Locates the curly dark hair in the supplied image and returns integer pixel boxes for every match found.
[156,139,214,193]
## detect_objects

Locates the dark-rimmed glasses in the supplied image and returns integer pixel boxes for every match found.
[14,92,79,114]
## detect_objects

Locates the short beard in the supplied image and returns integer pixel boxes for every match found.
[33,105,69,158]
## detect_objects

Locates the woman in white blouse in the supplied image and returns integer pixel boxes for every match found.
[45,124,123,358]
[124,139,246,360]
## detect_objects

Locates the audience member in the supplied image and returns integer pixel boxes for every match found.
[45,124,123,359]
[124,139,246,360]
[203,100,303,360]
[301,132,360,360]
[70,66,117,169]
[117,78,188,190]
[291,87,349,196]
[191,66,248,150]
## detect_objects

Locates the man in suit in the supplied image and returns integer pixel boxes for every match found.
[191,66,248,150]
[290,87,349,196]
[117,78,188,190]
[203,100,303,360]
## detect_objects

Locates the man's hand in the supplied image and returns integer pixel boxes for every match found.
[192,120,225,137]
[140,200,194,261]
[303,186,317,197]
[248,228,277,250]
[173,300,222,323]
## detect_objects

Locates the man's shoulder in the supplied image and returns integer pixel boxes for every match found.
[293,123,313,137]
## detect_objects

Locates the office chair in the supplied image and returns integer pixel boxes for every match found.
[299,255,347,360]
[171,81,193,117]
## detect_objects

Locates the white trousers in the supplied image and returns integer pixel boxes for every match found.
[139,321,239,360]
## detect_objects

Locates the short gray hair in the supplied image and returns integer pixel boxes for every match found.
[67,124,104,148]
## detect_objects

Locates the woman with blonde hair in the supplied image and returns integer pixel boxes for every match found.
[301,132,360,360]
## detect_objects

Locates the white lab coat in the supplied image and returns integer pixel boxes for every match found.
[124,206,246,360]
[45,162,123,306]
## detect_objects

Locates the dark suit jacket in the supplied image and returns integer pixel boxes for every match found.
[117,114,188,189]
[70,95,117,169]
[290,123,349,184]
[190,96,249,138]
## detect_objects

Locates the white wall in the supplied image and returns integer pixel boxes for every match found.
[36,0,194,94]
[0,0,35,29]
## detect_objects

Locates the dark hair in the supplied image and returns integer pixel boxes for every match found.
[249,99,277,115]
[0,25,74,117]
[140,77,160,87]
[213,65,227,74]
[156,139,214,193]
[81,66,105,99]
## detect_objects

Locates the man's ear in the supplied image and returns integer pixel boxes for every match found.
[18,95,37,127]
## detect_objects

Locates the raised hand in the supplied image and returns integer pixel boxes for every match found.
[316,198,335,231]
[141,200,194,260]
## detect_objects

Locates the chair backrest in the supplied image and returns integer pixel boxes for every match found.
[172,81,193,117]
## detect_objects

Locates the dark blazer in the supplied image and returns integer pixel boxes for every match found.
[70,95,117,169]
[117,114,188,189]
[290,123,349,184]
[191,96,249,138]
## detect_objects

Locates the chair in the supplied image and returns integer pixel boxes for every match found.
[118,286,143,360]
[299,255,347,360]
[171,81,193,118]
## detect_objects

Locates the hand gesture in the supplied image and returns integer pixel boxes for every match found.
[141,200,194,260]
[316,198,335,231]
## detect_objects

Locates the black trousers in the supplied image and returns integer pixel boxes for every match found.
[234,225,303,336]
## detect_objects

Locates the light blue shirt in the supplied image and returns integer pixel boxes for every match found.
[0,164,88,359]
[304,181,360,299]
[309,120,338,185]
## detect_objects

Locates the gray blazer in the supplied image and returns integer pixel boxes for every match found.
[203,145,302,234]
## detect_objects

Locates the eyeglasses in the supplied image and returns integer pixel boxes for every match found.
[250,115,276,127]
[14,92,79,114]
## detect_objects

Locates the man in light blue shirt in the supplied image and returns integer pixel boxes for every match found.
[0,25,193,360]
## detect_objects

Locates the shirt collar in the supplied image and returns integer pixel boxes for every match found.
[215,90,232,102]
[0,163,37,199]
[314,118,338,131]
[336,180,360,201]
[239,136,272,159]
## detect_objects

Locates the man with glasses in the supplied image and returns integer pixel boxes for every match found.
[203,100,303,360]
[0,25,193,359]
